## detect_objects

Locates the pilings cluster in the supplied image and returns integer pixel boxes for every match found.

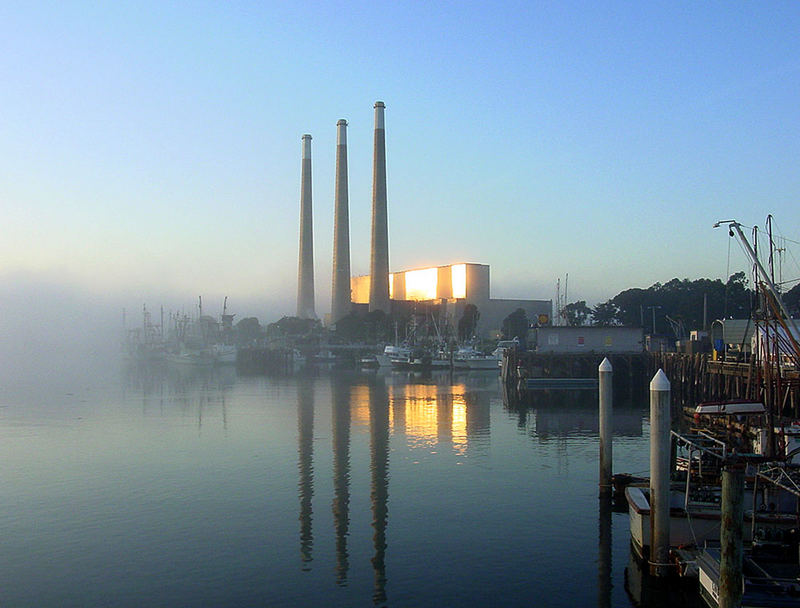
[235,347,295,374]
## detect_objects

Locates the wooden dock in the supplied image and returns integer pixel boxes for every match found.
[649,352,800,417]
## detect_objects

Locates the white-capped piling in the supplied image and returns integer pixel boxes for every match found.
[598,357,613,497]
[649,369,671,576]
[719,462,745,608]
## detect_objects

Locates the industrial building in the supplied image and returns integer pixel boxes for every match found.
[533,326,644,354]
[351,262,551,338]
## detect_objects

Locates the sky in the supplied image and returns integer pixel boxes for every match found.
[2,1,800,329]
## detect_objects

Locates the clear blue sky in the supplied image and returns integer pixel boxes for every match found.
[2,1,800,321]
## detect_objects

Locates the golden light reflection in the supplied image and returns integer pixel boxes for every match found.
[405,267,438,301]
[350,384,371,426]
[451,264,466,299]
[350,383,395,429]
[451,394,467,455]
[386,383,468,451]
[351,382,471,454]
[389,273,394,299]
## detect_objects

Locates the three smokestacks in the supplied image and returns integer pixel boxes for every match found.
[296,102,390,322]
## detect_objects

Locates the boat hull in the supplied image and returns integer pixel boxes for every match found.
[626,486,796,558]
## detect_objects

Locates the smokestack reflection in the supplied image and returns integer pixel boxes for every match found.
[369,376,390,604]
[331,375,351,585]
[297,381,315,570]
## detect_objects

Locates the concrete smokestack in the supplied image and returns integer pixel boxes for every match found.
[369,101,390,313]
[297,134,316,319]
[331,119,351,324]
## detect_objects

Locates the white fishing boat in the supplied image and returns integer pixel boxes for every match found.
[166,347,215,367]
[695,399,766,417]
[375,344,412,368]
[453,345,500,370]
[490,337,520,368]
[212,344,237,365]
[391,348,451,371]
[627,431,798,559]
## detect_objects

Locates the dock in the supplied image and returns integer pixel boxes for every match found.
[650,352,800,417]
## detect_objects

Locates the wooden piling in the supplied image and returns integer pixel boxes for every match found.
[719,461,745,608]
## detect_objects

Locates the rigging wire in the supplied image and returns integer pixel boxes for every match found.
[724,232,732,318]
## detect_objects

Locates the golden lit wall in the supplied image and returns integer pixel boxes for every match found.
[351,275,371,304]
[451,264,466,299]
[350,263,489,304]
[405,267,438,300]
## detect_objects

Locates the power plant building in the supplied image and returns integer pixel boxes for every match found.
[351,262,551,337]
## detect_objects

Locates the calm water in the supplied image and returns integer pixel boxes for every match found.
[0,364,656,607]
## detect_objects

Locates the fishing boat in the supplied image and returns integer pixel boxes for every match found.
[165,347,215,367]
[695,399,766,417]
[453,345,500,370]
[696,461,800,607]
[697,546,800,608]
[212,343,237,365]
[375,344,411,368]
[626,431,797,559]
[391,347,451,371]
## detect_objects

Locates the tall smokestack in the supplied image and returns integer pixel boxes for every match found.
[331,119,351,324]
[369,101,390,313]
[297,134,315,319]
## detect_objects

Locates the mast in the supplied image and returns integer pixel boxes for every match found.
[715,220,799,336]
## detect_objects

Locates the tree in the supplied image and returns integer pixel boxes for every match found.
[501,308,529,344]
[235,317,262,345]
[590,273,755,330]
[592,301,620,326]
[267,316,321,339]
[785,282,800,317]
[457,304,480,342]
[563,300,592,326]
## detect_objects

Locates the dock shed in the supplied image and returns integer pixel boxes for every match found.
[533,326,644,354]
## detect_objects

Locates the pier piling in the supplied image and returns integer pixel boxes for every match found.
[719,461,745,608]
[598,357,613,497]
[649,369,671,577]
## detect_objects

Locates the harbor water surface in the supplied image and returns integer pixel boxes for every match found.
[0,365,657,607]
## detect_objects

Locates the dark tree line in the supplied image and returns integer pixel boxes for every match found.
[565,272,755,334]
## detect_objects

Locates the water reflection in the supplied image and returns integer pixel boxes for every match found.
[368,376,390,606]
[504,388,644,439]
[598,497,612,608]
[624,545,702,608]
[297,381,314,570]
[3,365,656,607]
[330,375,351,585]
[385,375,490,456]
[122,362,234,429]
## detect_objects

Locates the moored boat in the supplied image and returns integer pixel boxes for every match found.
[453,345,500,370]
